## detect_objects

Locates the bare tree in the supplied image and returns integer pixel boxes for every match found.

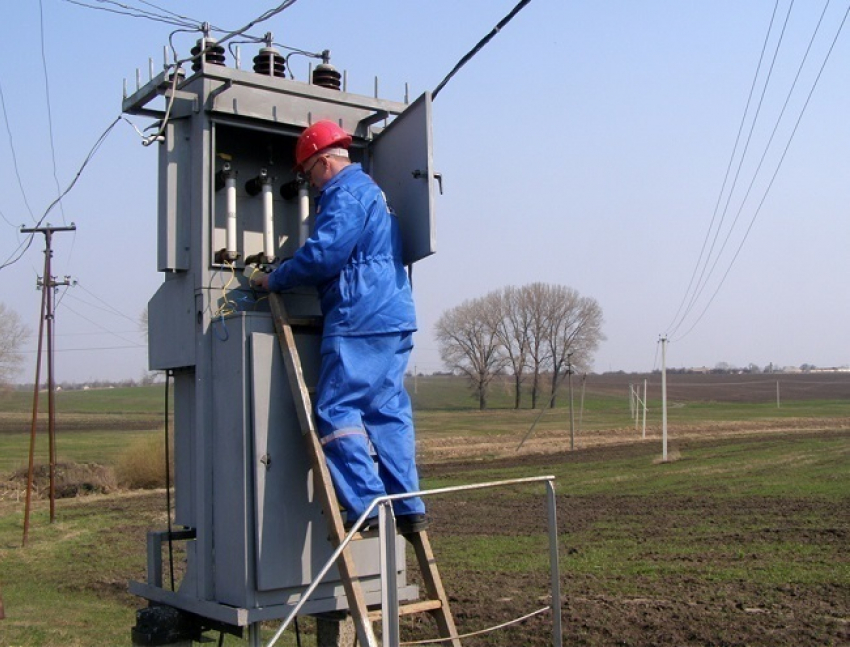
[435,296,508,410]
[523,283,552,409]
[139,306,148,340]
[0,302,30,386]
[545,288,604,406]
[493,286,532,409]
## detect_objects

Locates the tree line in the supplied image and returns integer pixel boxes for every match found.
[435,283,604,410]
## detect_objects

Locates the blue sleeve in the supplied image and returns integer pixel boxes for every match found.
[267,186,364,292]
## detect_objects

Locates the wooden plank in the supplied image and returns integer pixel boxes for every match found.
[369,599,444,621]
[407,531,462,647]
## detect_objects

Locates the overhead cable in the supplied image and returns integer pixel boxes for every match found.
[673,1,850,342]
[666,0,847,341]
[146,0,301,146]
[432,0,533,100]
[0,116,121,272]
[60,0,196,28]
[40,0,69,227]
[0,80,37,223]
[664,0,782,335]
[671,0,797,337]
[675,0,837,339]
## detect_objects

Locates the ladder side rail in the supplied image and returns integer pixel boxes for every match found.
[267,293,378,647]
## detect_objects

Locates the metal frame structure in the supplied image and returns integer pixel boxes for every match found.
[123,53,439,639]
[267,476,564,647]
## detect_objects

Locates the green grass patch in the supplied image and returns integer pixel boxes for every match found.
[0,429,162,475]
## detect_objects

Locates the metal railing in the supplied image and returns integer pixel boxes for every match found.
[266,475,562,647]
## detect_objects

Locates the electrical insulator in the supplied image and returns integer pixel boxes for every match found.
[245,170,269,197]
[279,179,300,201]
[312,50,341,91]
[253,47,286,78]
[191,36,226,72]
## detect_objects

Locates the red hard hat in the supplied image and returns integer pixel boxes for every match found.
[295,120,352,169]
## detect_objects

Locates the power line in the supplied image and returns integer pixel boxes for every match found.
[0,116,121,272]
[66,283,142,325]
[665,0,782,335]
[678,0,835,332]
[39,0,68,227]
[0,79,37,223]
[59,0,197,28]
[667,0,847,341]
[432,0,534,100]
[59,301,145,348]
[672,0,850,342]
[671,0,797,337]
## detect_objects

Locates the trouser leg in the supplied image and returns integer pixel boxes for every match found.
[315,336,386,519]
[315,334,424,519]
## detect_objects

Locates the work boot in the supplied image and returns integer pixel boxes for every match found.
[395,513,429,535]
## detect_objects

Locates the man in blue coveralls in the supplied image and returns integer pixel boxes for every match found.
[254,120,427,535]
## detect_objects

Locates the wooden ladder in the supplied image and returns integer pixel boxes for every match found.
[269,293,460,647]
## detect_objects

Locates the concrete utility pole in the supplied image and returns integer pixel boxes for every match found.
[21,224,75,542]
[660,336,668,462]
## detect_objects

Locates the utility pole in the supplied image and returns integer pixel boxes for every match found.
[660,336,668,462]
[21,224,75,542]
[567,352,575,451]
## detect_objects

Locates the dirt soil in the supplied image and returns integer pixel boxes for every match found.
[408,432,850,647]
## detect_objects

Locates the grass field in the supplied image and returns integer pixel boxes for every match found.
[0,374,848,645]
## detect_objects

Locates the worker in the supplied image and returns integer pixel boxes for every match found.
[253,120,427,535]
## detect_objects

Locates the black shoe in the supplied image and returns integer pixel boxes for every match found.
[396,513,429,535]
[344,516,379,533]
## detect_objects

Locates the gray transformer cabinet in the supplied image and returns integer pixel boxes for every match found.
[123,58,437,633]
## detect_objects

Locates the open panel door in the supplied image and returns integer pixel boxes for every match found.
[368,92,436,266]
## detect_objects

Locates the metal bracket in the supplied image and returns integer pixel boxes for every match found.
[359,110,389,129]
[412,169,443,195]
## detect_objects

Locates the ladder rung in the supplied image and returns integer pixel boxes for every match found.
[287,316,323,328]
[369,599,444,621]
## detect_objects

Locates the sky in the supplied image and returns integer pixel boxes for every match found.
[2,0,848,384]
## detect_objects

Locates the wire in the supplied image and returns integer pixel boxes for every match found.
[0,116,121,272]
[0,79,37,223]
[148,1,302,145]
[59,301,146,347]
[59,0,196,28]
[164,369,175,591]
[137,0,200,27]
[39,0,68,227]
[676,0,835,335]
[0,205,20,229]
[670,0,796,338]
[667,0,847,341]
[664,0,782,335]
[213,261,239,319]
[74,281,143,325]
[673,3,850,342]
[400,605,551,645]
[17,344,145,353]
[432,0,534,100]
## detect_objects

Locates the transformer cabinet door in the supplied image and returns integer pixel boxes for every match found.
[368,91,436,266]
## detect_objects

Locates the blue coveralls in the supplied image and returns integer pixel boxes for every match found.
[267,163,425,520]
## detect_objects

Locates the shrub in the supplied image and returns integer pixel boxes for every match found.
[7,462,117,499]
[115,433,173,489]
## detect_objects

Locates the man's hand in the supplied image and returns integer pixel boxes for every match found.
[250,273,270,290]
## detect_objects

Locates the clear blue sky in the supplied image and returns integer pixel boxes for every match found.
[2,1,848,383]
